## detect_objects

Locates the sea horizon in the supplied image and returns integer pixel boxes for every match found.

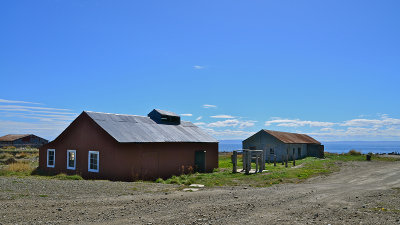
[218,140,400,154]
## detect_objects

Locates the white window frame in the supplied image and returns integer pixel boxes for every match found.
[88,151,99,173]
[67,150,76,170]
[47,149,55,168]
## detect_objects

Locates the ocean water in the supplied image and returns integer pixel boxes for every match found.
[218,141,400,154]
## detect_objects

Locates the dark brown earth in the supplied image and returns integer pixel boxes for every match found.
[1,160,400,224]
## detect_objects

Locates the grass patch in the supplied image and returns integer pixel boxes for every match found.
[53,173,84,180]
[0,153,13,159]
[39,194,48,197]
[0,162,35,176]
[0,164,83,180]
[159,152,400,187]
[15,152,28,159]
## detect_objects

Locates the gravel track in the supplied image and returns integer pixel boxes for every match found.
[1,160,400,224]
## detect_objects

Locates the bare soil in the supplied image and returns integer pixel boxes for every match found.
[1,160,400,224]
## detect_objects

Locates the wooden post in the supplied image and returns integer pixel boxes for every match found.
[231,151,237,173]
[292,148,296,166]
[255,154,259,173]
[285,149,288,168]
[274,154,277,167]
[261,149,266,171]
[243,150,247,171]
[245,150,250,174]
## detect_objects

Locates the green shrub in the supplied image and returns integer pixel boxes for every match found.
[348,149,362,155]
[54,173,83,180]
[155,178,165,183]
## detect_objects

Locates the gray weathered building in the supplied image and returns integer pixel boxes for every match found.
[0,134,48,148]
[243,130,324,162]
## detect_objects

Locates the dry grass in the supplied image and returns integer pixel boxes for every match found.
[5,162,34,173]
[0,153,13,159]
[15,152,28,159]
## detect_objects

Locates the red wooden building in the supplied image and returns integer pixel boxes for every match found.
[39,109,218,181]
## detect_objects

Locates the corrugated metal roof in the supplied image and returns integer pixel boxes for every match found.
[262,130,320,144]
[85,111,218,143]
[0,134,31,142]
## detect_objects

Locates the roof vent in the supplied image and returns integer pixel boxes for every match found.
[148,109,181,125]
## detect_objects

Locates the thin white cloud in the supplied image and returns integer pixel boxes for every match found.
[203,127,256,139]
[0,99,41,105]
[193,65,204,69]
[194,122,206,126]
[239,121,256,129]
[0,119,71,140]
[207,119,256,129]
[208,119,239,128]
[180,114,193,117]
[341,116,400,127]
[0,105,71,111]
[196,116,202,120]
[203,104,217,108]
[265,118,335,127]
[308,126,400,140]
[210,115,235,119]
[0,100,76,140]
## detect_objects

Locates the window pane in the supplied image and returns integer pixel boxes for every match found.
[48,151,54,165]
[69,152,75,161]
[89,153,98,171]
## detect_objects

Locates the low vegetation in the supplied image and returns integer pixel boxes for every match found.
[0,162,35,176]
[0,148,398,186]
[348,149,362,156]
[0,148,83,180]
[159,150,400,187]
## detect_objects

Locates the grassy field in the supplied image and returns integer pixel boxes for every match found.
[1,147,398,186]
[158,152,399,187]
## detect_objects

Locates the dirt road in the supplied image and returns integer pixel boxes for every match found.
[1,160,400,224]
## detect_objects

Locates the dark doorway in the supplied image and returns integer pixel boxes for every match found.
[195,150,206,173]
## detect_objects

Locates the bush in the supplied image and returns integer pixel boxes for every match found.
[155,178,165,183]
[348,149,362,156]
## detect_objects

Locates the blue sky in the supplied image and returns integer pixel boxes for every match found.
[1,0,400,141]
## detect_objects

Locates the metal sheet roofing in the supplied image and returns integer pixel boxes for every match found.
[262,130,320,144]
[0,134,31,142]
[85,111,218,143]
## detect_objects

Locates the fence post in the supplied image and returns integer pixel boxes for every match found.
[244,150,250,174]
[231,151,237,173]
[243,150,247,171]
[285,149,288,168]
